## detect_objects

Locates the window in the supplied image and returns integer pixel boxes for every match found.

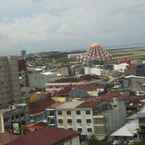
[21,113,24,117]
[58,111,62,115]
[11,116,14,120]
[67,119,72,124]
[58,119,63,124]
[77,119,82,123]
[15,115,19,119]
[86,119,92,124]
[76,110,81,115]
[49,111,55,116]
[77,128,82,132]
[87,128,92,132]
[67,111,71,115]
[86,110,91,115]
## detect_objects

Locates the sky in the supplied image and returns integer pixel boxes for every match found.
[0,0,145,55]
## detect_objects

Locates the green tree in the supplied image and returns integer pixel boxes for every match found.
[122,139,145,145]
[130,139,145,145]
[88,135,106,145]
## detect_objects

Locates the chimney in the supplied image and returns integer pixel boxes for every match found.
[0,112,5,133]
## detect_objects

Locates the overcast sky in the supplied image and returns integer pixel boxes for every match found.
[0,0,145,55]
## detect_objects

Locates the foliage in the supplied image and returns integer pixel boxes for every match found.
[88,135,106,145]
[130,139,145,145]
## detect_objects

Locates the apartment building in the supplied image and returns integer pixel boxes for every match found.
[0,104,28,131]
[55,99,126,140]
[93,99,126,140]
[56,101,94,139]
[0,56,20,108]
[28,98,126,140]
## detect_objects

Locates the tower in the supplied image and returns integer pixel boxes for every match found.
[0,56,20,108]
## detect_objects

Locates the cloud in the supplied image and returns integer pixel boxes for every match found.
[0,0,145,55]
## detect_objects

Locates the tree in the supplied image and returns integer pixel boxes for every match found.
[88,135,106,145]
[131,139,145,145]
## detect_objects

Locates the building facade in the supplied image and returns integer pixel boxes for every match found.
[28,70,58,89]
[0,104,28,132]
[28,99,126,140]
[56,101,94,138]
[56,100,126,140]
[0,56,20,108]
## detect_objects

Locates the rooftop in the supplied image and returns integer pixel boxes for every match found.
[6,128,79,145]
[56,100,84,110]
[51,75,100,83]
[41,71,56,76]
[125,75,145,79]
[29,97,55,115]
[111,119,139,137]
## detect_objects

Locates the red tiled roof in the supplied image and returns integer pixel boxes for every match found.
[29,97,55,115]
[96,91,120,101]
[6,128,79,145]
[24,123,48,133]
[73,84,103,91]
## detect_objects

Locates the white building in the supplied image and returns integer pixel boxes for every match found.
[84,66,104,76]
[0,56,20,108]
[56,100,94,138]
[113,63,129,73]
[55,99,126,140]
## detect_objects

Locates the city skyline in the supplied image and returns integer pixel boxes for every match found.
[0,0,145,55]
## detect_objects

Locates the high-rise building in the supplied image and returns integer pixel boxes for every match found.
[0,56,20,108]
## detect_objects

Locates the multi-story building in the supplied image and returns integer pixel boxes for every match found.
[28,69,58,89]
[93,99,126,140]
[18,58,29,87]
[28,96,57,127]
[122,75,145,93]
[0,56,20,108]
[0,104,28,132]
[27,97,126,140]
[56,100,94,139]
[55,99,126,140]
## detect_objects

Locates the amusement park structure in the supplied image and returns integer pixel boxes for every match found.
[77,43,134,65]
[78,43,112,64]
